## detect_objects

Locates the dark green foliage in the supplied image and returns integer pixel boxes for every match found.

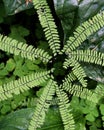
[3,0,33,15]
[0,107,63,130]
[0,0,104,130]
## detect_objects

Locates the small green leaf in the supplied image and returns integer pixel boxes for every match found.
[89,125,98,130]
[70,96,80,107]
[0,80,3,85]
[33,59,41,65]
[75,122,86,130]
[91,108,99,117]
[1,105,11,114]
[36,88,44,97]
[85,114,95,122]
[22,64,29,73]
[0,63,5,69]
[11,102,17,110]
[13,94,25,105]
[4,76,16,84]
[13,69,25,77]
[22,91,30,96]
[5,58,15,72]
[100,104,104,115]
[82,107,90,114]
[0,68,8,77]
[9,25,29,42]
[25,60,39,71]
[102,115,104,120]
[14,55,24,64]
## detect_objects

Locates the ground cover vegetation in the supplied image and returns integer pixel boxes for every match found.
[0,0,104,130]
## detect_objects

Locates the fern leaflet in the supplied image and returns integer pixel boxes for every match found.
[0,70,51,101]
[68,50,104,66]
[63,58,87,87]
[62,72,77,85]
[62,82,98,103]
[63,12,104,53]
[56,87,75,130]
[95,83,104,98]
[28,79,57,130]
[33,0,60,55]
[0,34,52,63]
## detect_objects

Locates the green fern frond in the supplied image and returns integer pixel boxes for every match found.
[62,72,77,84]
[63,58,87,87]
[0,34,52,63]
[62,82,98,103]
[28,79,57,130]
[62,72,77,91]
[63,12,104,53]
[33,0,60,55]
[95,83,104,98]
[68,50,104,66]
[0,70,51,101]
[56,87,75,130]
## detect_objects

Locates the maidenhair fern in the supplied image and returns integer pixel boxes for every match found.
[67,50,104,66]
[0,34,52,63]
[29,79,56,130]
[0,0,104,130]
[63,58,87,87]
[63,12,104,53]
[0,70,51,101]
[56,87,75,130]
[33,0,60,56]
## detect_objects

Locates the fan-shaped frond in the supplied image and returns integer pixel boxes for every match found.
[67,50,104,66]
[0,34,52,63]
[63,58,87,87]
[56,87,75,130]
[63,12,104,53]
[28,79,57,130]
[33,0,60,55]
[0,70,51,101]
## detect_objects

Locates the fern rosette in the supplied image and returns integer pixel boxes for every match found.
[0,0,104,130]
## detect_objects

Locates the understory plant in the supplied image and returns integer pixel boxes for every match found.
[0,0,104,130]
